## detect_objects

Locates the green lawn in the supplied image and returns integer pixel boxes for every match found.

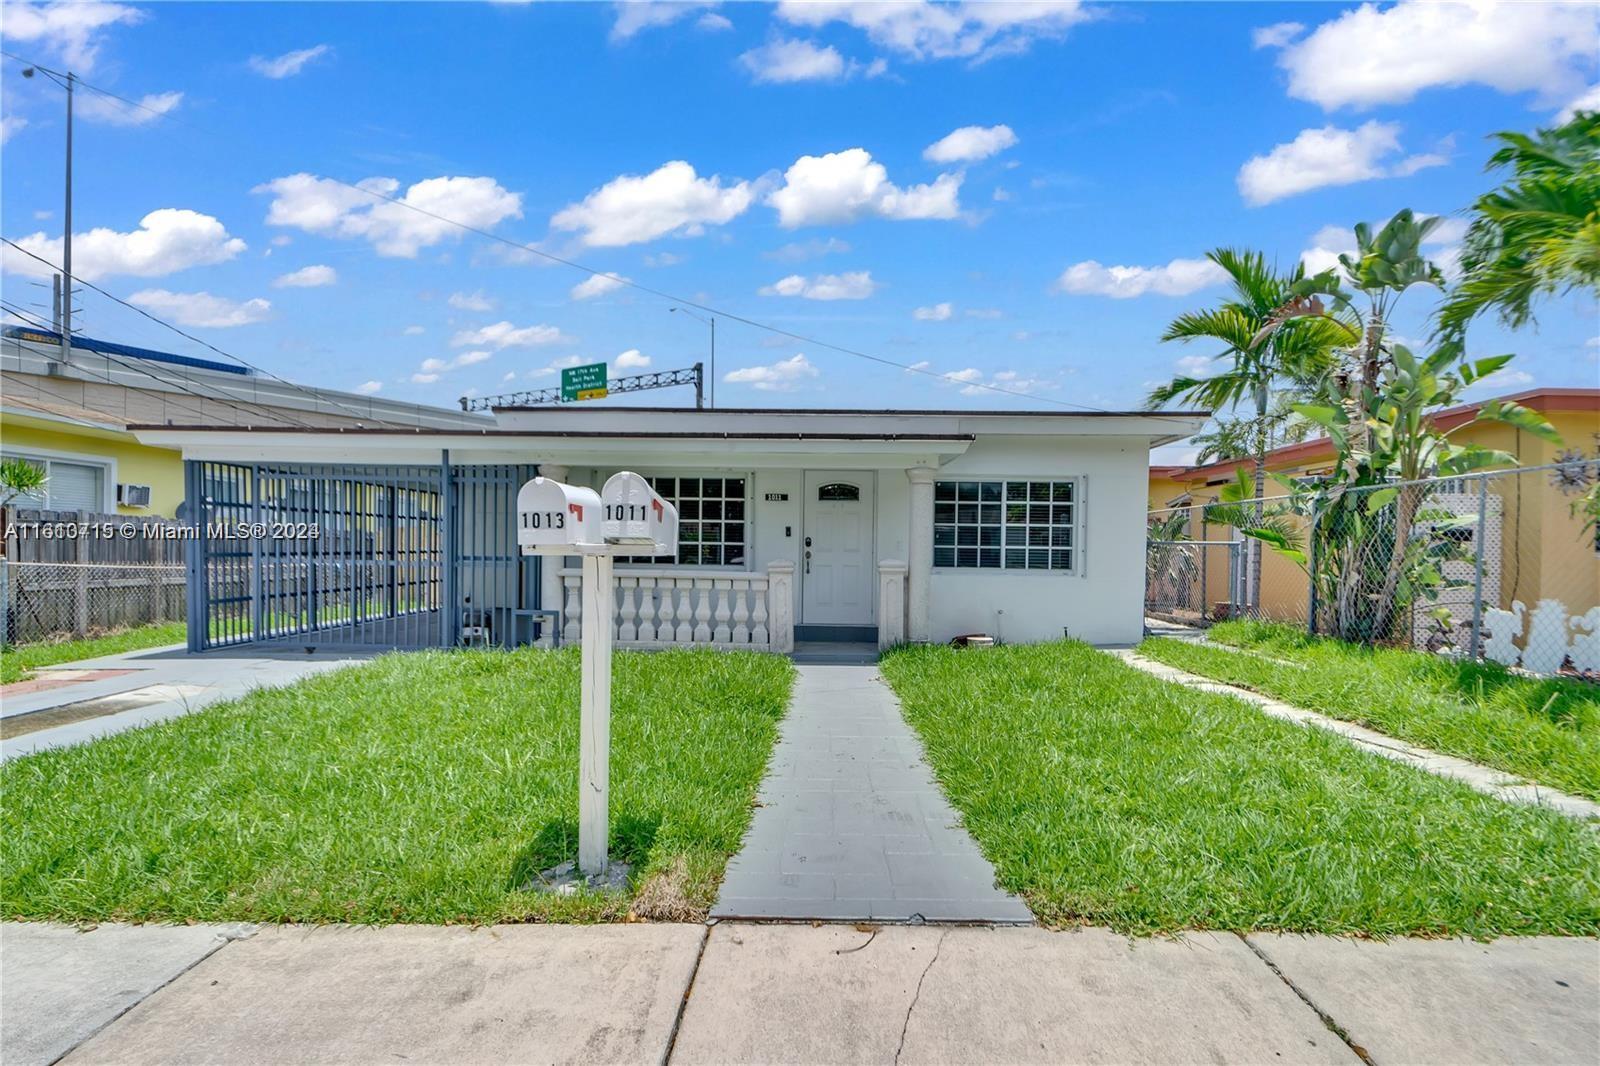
[0,621,188,685]
[1140,621,1600,802]
[1,647,792,924]
[879,640,1600,937]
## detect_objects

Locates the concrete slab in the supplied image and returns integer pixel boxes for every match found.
[1250,934,1600,1066]
[672,924,1354,1064]
[1,922,253,1066]
[1,646,373,763]
[60,923,705,1066]
[711,664,1031,923]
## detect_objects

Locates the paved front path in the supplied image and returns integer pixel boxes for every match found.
[6,922,1596,1065]
[712,663,1031,923]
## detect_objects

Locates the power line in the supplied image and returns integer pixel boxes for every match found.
[0,237,386,426]
[0,50,1208,428]
[2,298,320,428]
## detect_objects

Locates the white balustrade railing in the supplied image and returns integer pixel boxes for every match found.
[557,561,794,653]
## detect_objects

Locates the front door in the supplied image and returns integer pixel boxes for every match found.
[801,471,874,625]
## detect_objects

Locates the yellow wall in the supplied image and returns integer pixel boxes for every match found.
[1149,401,1600,624]
[0,414,185,517]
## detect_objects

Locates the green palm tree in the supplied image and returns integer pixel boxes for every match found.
[1439,110,1600,335]
[1146,249,1351,613]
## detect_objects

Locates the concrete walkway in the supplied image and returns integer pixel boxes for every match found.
[5,921,1596,1065]
[712,663,1031,923]
[1120,650,1600,821]
[1,645,373,762]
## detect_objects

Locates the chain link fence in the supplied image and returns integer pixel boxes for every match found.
[1,560,187,646]
[1147,460,1600,679]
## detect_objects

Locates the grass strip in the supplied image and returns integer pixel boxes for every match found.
[879,640,1600,937]
[1,622,189,685]
[2,647,792,924]
[1141,621,1600,801]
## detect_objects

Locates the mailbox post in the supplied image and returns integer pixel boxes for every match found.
[518,472,677,879]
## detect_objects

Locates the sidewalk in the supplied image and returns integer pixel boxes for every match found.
[712,663,1030,923]
[4,921,1595,1065]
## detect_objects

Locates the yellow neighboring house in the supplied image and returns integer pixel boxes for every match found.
[1,327,493,519]
[1,394,185,515]
[1148,387,1600,623]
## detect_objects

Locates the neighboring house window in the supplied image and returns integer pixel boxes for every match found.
[0,451,107,512]
[934,479,1077,571]
[631,475,748,566]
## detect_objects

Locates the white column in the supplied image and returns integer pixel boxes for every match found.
[768,561,795,653]
[579,552,612,876]
[538,463,570,647]
[877,559,907,649]
[906,466,935,643]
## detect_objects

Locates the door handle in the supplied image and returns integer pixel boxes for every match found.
[804,549,811,574]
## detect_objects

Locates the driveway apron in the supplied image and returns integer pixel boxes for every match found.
[712,663,1031,923]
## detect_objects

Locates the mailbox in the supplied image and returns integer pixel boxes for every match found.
[518,477,604,552]
[601,472,679,555]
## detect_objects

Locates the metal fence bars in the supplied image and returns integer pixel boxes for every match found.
[186,460,539,652]
[1146,460,1600,678]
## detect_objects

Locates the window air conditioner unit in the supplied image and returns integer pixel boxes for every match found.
[118,483,153,508]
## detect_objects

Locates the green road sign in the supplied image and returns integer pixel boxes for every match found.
[561,362,608,402]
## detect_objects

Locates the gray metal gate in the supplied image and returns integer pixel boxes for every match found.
[1144,538,1246,628]
[187,459,538,652]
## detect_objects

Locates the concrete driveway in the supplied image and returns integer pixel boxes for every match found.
[1,644,374,762]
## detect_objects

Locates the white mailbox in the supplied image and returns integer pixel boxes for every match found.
[517,477,604,552]
[601,471,679,555]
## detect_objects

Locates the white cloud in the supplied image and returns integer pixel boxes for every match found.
[570,273,630,300]
[450,320,570,349]
[610,1,718,41]
[1237,121,1446,206]
[77,90,182,126]
[256,172,523,257]
[452,349,492,367]
[644,251,683,267]
[698,11,732,31]
[1467,367,1536,393]
[1251,21,1303,49]
[943,367,983,383]
[249,44,330,78]
[447,290,496,311]
[965,307,1003,319]
[1174,354,1218,378]
[1,116,27,144]
[355,380,382,395]
[740,37,849,83]
[614,348,651,369]
[127,289,271,328]
[273,264,337,288]
[551,160,754,247]
[411,372,440,385]
[765,237,851,262]
[1053,257,1226,298]
[723,353,819,391]
[1266,1,1598,111]
[2,1,143,73]
[2,208,247,281]
[417,350,492,378]
[913,302,953,321]
[1558,84,1600,123]
[760,271,878,300]
[402,324,425,336]
[776,0,1092,62]
[923,124,1018,164]
[768,147,961,227]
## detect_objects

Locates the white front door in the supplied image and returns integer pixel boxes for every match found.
[801,471,875,625]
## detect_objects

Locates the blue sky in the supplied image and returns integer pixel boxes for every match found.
[2,1,1595,460]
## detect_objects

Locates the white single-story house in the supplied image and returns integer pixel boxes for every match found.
[133,405,1205,654]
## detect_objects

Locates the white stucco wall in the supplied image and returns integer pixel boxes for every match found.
[924,435,1150,646]
[578,432,1150,646]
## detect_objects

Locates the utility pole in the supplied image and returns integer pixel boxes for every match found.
[670,307,715,408]
[22,64,74,364]
[62,70,73,365]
